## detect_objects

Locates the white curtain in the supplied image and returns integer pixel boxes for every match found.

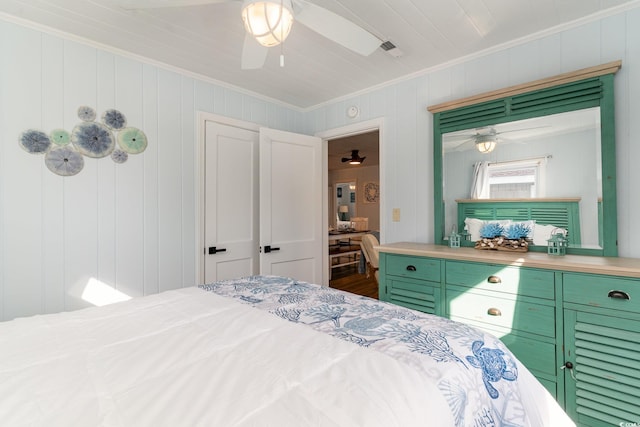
[470,161,490,199]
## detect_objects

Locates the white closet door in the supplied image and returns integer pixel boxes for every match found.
[204,121,259,283]
[259,127,323,285]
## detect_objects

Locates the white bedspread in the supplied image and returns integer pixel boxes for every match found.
[0,282,573,426]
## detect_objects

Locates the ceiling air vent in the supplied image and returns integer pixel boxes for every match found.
[380,40,403,58]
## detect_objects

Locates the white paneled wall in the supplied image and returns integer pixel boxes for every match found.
[309,6,640,260]
[2,5,640,321]
[0,18,304,321]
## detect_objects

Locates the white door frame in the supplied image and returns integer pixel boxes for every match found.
[315,117,385,285]
[195,112,260,284]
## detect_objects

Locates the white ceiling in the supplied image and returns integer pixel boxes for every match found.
[1,0,638,109]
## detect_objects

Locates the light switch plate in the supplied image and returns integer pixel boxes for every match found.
[392,208,400,222]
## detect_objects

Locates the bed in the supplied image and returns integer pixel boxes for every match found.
[457,198,581,246]
[0,276,573,426]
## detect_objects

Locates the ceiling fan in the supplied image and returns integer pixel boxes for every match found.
[120,0,382,69]
[341,149,365,165]
[447,126,547,154]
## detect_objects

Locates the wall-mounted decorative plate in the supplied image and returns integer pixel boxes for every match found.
[71,122,115,158]
[364,182,379,203]
[111,149,128,164]
[19,129,51,154]
[77,105,96,122]
[45,146,84,176]
[19,105,148,177]
[102,109,127,130]
[117,127,147,154]
[50,129,71,146]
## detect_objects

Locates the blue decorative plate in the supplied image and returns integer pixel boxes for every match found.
[45,146,84,176]
[111,149,128,164]
[102,109,127,130]
[77,105,96,122]
[71,122,115,158]
[19,129,51,154]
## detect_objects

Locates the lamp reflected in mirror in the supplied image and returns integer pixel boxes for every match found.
[339,205,349,220]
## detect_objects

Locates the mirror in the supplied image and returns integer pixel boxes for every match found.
[432,69,619,256]
[443,108,602,249]
[336,181,356,229]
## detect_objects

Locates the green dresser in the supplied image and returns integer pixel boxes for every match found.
[377,243,640,427]
[444,260,559,395]
[380,253,442,315]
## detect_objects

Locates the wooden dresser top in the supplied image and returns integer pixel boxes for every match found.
[378,243,640,278]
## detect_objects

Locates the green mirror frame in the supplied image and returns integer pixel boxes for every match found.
[431,61,621,257]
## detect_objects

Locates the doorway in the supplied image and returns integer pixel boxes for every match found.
[326,129,380,296]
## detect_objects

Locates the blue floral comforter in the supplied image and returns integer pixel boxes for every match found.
[199,275,571,427]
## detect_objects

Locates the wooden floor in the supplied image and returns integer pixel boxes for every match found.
[329,265,378,299]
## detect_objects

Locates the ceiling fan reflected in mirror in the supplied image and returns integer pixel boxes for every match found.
[475,134,498,154]
[448,126,548,154]
[120,0,382,69]
[341,150,366,165]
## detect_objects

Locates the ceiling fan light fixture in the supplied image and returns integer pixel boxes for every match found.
[342,149,366,165]
[475,134,497,154]
[242,0,294,47]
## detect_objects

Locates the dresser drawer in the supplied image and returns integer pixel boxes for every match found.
[386,277,440,315]
[563,273,640,313]
[446,287,555,338]
[385,254,441,282]
[446,261,555,300]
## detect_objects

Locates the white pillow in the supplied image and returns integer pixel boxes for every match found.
[464,217,485,241]
[533,224,567,246]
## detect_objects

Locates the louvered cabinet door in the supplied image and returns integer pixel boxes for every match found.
[563,310,640,426]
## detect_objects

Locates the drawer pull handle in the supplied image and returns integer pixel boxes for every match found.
[487,275,501,284]
[406,265,417,272]
[608,290,630,300]
[487,307,502,316]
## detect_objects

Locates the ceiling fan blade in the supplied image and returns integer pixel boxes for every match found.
[445,133,479,141]
[241,32,268,69]
[293,0,381,56]
[497,125,550,135]
[454,139,477,152]
[119,0,230,9]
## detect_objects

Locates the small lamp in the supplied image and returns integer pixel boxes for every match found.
[339,205,349,221]
[547,229,568,256]
[449,230,461,248]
